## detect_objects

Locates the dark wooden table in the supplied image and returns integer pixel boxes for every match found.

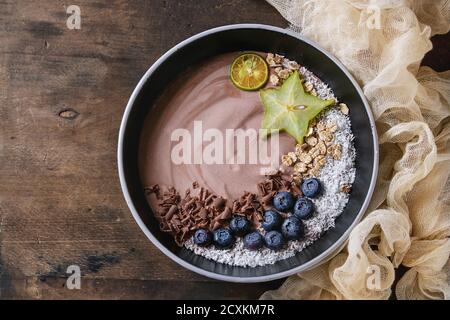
[0,0,448,299]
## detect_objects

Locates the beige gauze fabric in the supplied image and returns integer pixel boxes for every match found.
[261,0,450,300]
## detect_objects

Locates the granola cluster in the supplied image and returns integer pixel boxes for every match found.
[340,183,352,193]
[265,54,301,86]
[265,53,320,97]
[281,117,346,185]
[339,103,349,115]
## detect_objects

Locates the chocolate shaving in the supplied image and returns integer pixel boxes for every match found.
[212,197,225,209]
[199,188,206,201]
[205,194,215,205]
[211,220,222,231]
[218,207,232,220]
[199,208,208,219]
[145,184,161,200]
[230,192,263,228]
[261,192,276,209]
[165,205,178,220]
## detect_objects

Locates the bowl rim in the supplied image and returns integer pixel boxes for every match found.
[118,23,379,283]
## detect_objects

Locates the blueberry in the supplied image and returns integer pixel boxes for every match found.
[293,197,314,220]
[273,191,295,212]
[243,231,264,250]
[264,230,285,250]
[301,178,321,198]
[281,216,304,240]
[262,210,282,231]
[193,229,213,246]
[213,228,235,249]
[229,216,250,236]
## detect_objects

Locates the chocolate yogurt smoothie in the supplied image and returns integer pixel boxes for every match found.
[139,53,293,203]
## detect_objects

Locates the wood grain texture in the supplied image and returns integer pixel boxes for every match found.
[0,0,448,299]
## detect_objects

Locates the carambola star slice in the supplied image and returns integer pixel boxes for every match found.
[260,71,335,143]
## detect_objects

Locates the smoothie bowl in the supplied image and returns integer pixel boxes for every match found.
[118,24,378,282]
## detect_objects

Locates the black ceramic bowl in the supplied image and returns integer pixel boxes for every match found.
[118,24,378,282]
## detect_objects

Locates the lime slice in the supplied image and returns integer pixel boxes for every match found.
[230,53,269,91]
